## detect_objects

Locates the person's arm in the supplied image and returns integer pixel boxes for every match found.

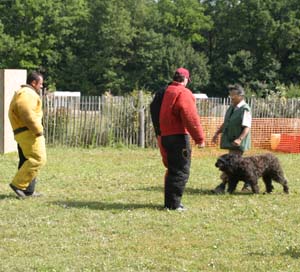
[232,109,251,146]
[212,123,224,144]
[16,92,43,136]
[176,91,205,145]
[232,126,250,146]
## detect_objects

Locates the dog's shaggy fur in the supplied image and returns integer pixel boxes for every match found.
[215,153,289,194]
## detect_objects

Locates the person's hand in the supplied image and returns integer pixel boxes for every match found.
[197,142,205,148]
[232,138,242,146]
[212,133,219,144]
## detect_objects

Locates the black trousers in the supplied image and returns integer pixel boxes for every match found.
[162,134,191,209]
[17,144,36,194]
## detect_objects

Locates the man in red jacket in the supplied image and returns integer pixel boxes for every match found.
[159,67,205,211]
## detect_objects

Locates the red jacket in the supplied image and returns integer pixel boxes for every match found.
[159,81,205,144]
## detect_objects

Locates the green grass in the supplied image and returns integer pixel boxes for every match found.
[1,147,300,272]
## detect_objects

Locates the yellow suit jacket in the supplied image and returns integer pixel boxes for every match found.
[8,84,43,135]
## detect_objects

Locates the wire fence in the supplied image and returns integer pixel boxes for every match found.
[42,93,300,150]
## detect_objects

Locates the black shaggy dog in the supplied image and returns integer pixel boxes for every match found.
[215,153,289,194]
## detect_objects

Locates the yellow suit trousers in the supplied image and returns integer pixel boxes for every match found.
[12,131,47,190]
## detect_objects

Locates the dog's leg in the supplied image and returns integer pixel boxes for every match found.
[273,174,289,194]
[250,179,259,194]
[227,179,239,194]
[263,175,274,193]
[211,172,228,194]
[221,172,229,183]
[283,180,289,194]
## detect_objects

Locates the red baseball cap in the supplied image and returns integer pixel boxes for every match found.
[176,67,191,82]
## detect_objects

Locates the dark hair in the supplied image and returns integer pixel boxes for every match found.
[228,84,245,96]
[27,71,43,85]
[173,72,185,83]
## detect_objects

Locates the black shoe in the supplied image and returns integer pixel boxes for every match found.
[24,179,37,195]
[175,203,187,212]
[164,203,187,211]
[9,184,26,198]
[211,183,226,194]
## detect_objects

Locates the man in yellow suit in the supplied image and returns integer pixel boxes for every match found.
[8,71,46,198]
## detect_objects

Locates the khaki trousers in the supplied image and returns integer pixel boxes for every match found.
[12,131,46,190]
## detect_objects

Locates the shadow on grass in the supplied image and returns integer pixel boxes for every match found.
[0,194,18,200]
[282,247,300,259]
[136,186,214,195]
[137,186,257,196]
[51,201,163,211]
[249,247,300,259]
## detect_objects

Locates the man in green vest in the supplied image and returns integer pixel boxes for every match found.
[211,84,252,194]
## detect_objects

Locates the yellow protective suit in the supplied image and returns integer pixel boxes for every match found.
[8,85,46,190]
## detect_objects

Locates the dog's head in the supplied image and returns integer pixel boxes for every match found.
[215,153,241,173]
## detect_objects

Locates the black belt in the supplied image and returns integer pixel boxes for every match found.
[13,127,29,135]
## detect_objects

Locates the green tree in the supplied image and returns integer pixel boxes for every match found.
[82,0,135,95]
[204,0,300,96]
[270,0,300,84]
[0,22,14,67]
[0,0,89,90]
[156,0,212,48]
[203,0,282,96]
[124,0,210,93]
[126,33,210,92]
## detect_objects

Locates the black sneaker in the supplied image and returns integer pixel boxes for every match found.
[175,204,187,212]
[164,203,187,211]
[9,184,26,198]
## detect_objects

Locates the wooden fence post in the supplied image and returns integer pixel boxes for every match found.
[138,90,145,148]
[0,69,26,153]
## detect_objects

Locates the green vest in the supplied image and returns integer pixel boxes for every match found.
[220,104,251,151]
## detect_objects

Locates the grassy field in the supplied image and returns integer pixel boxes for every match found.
[1,146,300,272]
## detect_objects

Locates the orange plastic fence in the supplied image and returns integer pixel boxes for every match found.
[199,117,300,153]
[276,134,300,153]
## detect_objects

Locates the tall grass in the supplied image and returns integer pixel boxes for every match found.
[0,147,300,271]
